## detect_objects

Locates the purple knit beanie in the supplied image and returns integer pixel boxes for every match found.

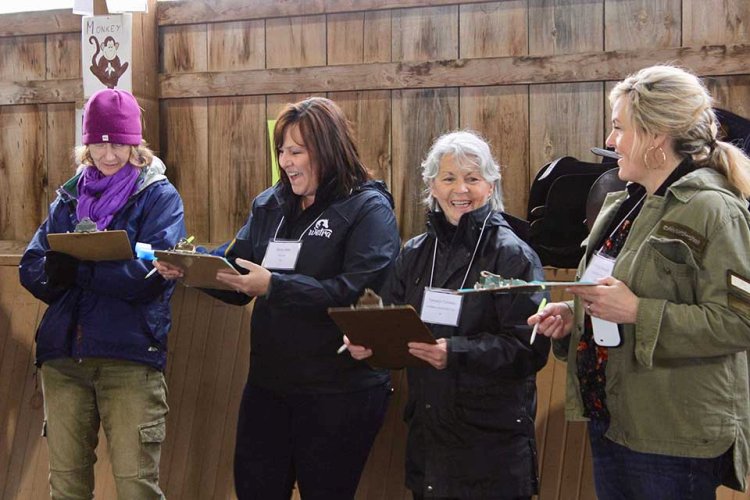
[82,89,142,145]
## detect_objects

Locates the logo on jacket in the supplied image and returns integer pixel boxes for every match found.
[309,219,333,239]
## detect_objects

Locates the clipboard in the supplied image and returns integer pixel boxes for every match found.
[328,304,436,369]
[153,250,240,290]
[47,230,133,261]
[456,280,596,295]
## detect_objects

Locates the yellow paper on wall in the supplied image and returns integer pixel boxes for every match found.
[267,119,279,186]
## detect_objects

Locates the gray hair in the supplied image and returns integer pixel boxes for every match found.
[421,130,504,211]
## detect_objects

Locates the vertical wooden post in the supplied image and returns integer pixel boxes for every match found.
[91,0,160,151]
[131,0,160,152]
[93,0,108,15]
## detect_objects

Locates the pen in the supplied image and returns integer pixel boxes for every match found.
[529,298,547,345]
[144,263,158,280]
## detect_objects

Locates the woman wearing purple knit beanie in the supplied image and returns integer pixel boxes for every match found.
[19,88,186,499]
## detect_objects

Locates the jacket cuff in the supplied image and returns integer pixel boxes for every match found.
[634,297,666,368]
[446,336,465,369]
[263,273,274,298]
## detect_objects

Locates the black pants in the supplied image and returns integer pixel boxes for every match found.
[233,382,391,500]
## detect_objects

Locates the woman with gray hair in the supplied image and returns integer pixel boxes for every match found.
[529,65,750,499]
[345,130,549,499]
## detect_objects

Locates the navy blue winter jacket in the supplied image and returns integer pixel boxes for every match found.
[208,179,401,394]
[19,158,186,371]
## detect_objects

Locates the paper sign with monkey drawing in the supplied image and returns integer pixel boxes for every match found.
[82,14,133,97]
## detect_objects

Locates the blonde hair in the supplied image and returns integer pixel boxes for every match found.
[74,140,154,169]
[610,65,750,197]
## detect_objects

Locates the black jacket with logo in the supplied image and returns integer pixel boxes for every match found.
[209,179,400,394]
[381,205,549,498]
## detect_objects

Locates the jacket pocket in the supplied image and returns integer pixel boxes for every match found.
[454,383,527,433]
[637,237,698,304]
[138,418,166,479]
[137,301,167,349]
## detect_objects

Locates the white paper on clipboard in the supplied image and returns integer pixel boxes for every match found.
[581,252,621,347]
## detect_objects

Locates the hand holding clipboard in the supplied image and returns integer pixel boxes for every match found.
[329,290,436,369]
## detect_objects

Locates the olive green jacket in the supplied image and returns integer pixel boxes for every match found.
[553,167,750,490]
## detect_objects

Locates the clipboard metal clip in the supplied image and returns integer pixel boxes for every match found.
[74,218,98,233]
[355,289,384,309]
[475,270,528,290]
[172,235,196,254]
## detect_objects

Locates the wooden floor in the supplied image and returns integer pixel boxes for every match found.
[1,259,748,499]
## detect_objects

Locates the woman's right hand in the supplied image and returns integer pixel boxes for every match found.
[153,260,184,280]
[342,335,373,360]
[527,302,574,340]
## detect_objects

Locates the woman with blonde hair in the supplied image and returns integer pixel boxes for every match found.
[529,64,750,499]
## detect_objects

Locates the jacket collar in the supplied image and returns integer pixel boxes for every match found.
[57,156,167,203]
[427,203,499,247]
[667,166,743,203]
[266,178,393,216]
[272,175,342,219]
[584,165,745,256]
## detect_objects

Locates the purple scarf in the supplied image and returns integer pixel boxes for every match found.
[76,163,140,230]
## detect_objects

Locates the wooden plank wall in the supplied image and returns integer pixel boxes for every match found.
[156,1,750,499]
[0,0,749,499]
[0,2,159,244]
[0,248,253,500]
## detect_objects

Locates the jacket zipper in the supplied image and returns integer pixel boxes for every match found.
[75,324,84,363]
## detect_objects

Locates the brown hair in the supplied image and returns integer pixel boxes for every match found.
[273,97,371,197]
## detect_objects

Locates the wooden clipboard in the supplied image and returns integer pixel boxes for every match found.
[47,230,133,261]
[153,250,239,290]
[328,305,436,369]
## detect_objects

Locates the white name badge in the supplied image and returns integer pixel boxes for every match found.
[420,288,463,327]
[261,240,302,270]
[581,251,621,347]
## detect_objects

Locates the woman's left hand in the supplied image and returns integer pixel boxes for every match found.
[216,258,272,296]
[408,339,448,370]
[570,276,639,324]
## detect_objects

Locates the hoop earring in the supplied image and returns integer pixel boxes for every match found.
[643,147,653,170]
[656,147,666,168]
[643,146,667,170]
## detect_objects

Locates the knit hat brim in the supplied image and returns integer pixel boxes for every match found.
[82,131,142,146]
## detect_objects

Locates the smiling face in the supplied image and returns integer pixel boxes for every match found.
[606,96,647,185]
[88,143,131,176]
[430,154,494,226]
[279,125,320,209]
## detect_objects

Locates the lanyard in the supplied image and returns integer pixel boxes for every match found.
[428,210,492,290]
[271,211,326,242]
[603,193,647,244]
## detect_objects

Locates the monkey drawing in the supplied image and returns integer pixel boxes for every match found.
[89,35,129,89]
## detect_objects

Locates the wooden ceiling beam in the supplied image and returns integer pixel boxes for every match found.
[159,44,750,99]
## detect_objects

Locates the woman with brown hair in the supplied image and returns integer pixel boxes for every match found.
[156,97,400,499]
